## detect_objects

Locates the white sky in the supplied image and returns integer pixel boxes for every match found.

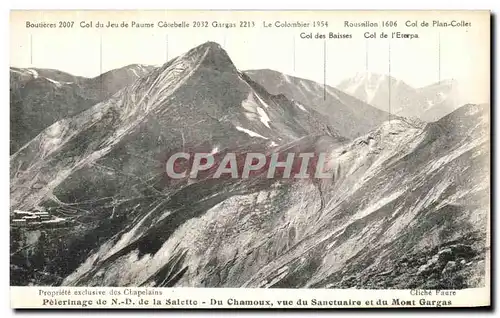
[10,10,490,103]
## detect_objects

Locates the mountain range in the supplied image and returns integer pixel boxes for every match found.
[10,42,489,289]
[337,72,461,122]
[10,64,154,153]
[245,69,390,139]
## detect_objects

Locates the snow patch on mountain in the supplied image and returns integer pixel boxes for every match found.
[235,126,269,139]
[210,146,220,154]
[255,92,271,109]
[241,93,272,128]
[256,107,271,128]
[130,68,140,77]
[28,69,39,78]
[44,77,63,87]
[295,102,308,112]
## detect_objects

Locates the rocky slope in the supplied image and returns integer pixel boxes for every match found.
[55,103,488,289]
[337,72,461,122]
[10,64,154,153]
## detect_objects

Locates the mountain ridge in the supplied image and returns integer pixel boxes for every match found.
[245,69,392,139]
[10,64,156,153]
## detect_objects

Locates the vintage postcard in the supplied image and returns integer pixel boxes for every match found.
[9,10,490,309]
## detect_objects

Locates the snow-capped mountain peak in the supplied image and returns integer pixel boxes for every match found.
[337,72,461,122]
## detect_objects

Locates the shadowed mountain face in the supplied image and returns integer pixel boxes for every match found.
[10,64,155,154]
[10,42,489,289]
[244,69,391,139]
[337,72,461,122]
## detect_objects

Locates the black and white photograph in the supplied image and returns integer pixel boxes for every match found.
[9,10,491,308]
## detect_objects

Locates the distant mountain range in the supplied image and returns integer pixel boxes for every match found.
[10,42,489,289]
[337,72,461,122]
[245,69,390,139]
[10,62,464,155]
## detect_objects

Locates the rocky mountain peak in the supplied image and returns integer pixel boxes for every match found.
[182,41,237,73]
